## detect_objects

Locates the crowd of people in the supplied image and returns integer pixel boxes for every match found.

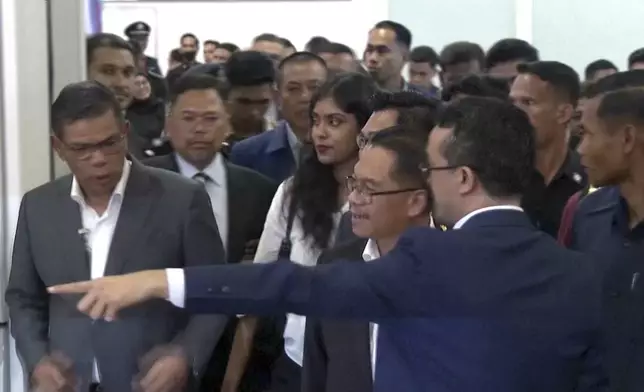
[4,16,644,392]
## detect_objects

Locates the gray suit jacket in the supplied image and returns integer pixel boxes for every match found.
[5,161,228,392]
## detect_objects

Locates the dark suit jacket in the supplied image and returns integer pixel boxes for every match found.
[143,153,277,264]
[302,239,371,392]
[334,211,357,245]
[181,209,606,392]
[228,121,296,184]
[5,161,228,392]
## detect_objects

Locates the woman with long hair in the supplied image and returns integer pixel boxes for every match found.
[222,72,379,392]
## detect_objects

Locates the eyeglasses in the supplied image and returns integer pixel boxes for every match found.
[419,163,461,177]
[61,133,126,161]
[346,175,424,204]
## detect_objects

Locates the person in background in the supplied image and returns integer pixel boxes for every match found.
[223,51,277,145]
[86,33,148,159]
[180,33,200,64]
[222,72,378,392]
[364,20,416,93]
[281,38,297,58]
[168,48,184,72]
[212,43,239,64]
[569,85,644,392]
[408,45,440,96]
[204,39,220,63]
[585,59,618,82]
[439,41,485,86]
[305,36,331,54]
[335,91,441,243]
[127,73,166,152]
[124,21,162,75]
[303,129,432,392]
[318,42,360,73]
[510,61,587,237]
[628,47,644,70]
[130,40,167,102]
[251,33,286,64]
[441,74,510,102]
[485,38,539,80]
[229,52,328,183]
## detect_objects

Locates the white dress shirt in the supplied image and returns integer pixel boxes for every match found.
[453,205,524,229]
[165,180,348,367]
[361,239,380,380]
[71,159,131,382]
[175,153,228,252]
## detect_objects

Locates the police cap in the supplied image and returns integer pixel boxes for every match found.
[125,21,151,37]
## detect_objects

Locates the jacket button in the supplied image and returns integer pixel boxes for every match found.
[221,286,230,293]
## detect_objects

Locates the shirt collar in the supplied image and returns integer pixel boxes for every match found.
[175,153,226,185]
[71,159,131,205]
[554,150,586,185]
[285,122,300,152]
[362,239,380,261]
[453,205,524,229]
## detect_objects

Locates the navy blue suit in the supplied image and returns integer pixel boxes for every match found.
[570,187,644,392]
[183,209,606,392]
[228,121,296,184]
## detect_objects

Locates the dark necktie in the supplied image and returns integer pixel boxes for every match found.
[193,172,212,185]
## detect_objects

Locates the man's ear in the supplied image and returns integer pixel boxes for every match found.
[51,134,65,161]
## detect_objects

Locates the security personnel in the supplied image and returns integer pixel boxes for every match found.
[124,21,162,75]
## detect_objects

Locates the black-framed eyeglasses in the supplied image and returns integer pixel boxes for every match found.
[346,175,424,204]
[60,132,126,161]
[419,163,460,178]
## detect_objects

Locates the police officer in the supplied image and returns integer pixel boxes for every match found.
[124,21,162,75]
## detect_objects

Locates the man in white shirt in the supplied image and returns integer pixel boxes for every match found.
[302,129,432,392]
[6,81,228,392]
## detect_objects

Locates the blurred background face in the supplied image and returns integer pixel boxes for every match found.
[88,47,136,110]
[129,35,149,52]
[310,97,359,165]
[166,89,229,168]
[180,36,198,54]
[212,48,233,64]
[510,73,565,148]
[278,61,327,132]
[53,109,127,196]
[349,146,424,239]
[320,52,358,73]
[252,40,285,63]
[577,96,631,187]
[426,126,462,226]
[442,61,481,86]
[203,42,217,63]
[408,61,436,89]
[133,75,151,100]
[364,28,405,85]
[488,60,523,79]
[226,84,273,132]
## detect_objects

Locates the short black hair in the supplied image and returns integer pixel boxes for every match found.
[484,38,539,70]
[305,36,330,54]
[277,52,327,85]
[369,127,429,188]
[373,20,412,49]
[597,88,644,130]
[87,33,134,67]
[280,38,296,50]
[517,61,580,103]
[583,70,644,99]
[628,48,644,69]
[436,97,535,198]
[440,41,485,68]
[369,91,442,133]
[584,59,618,81]
[442,74,510,102]
[410,46,439,67]
[224,50,275,88]
[253,33,283,45]
[169,73,228,104]
[204,40,219,47]
[51,81,123,139]
[218,42,239,54]
[180,33,199,47]
[319,42,355,56]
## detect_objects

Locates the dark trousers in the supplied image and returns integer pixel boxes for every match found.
[268,353,301,392]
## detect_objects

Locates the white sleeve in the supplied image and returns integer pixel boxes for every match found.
[253,180,292,264]
[165,268,186,308]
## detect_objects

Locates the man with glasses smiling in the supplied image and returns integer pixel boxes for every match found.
[7,81,227,392]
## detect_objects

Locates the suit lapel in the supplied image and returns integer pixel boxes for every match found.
[225,163,246,258]
[103,162,159,276]
[56,179,91,281]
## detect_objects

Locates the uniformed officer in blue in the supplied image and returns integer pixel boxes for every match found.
[125,21,162,76]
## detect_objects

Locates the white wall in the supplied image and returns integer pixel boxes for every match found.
[102,0,388,74]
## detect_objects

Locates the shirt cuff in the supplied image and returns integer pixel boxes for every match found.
[165,268,186,308]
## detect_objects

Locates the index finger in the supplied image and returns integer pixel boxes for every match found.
[48,280,94,294]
